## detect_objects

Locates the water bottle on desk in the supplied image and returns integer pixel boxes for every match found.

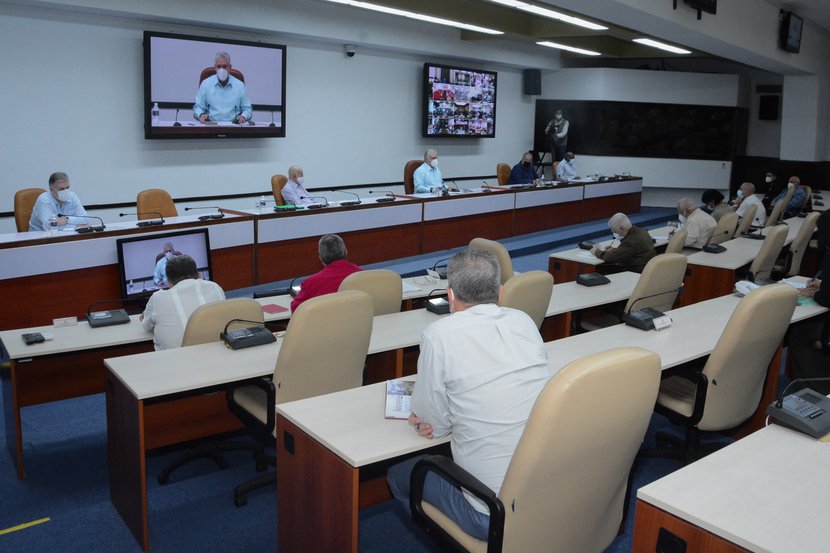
[151,103,160,126]
[48,216,58,237]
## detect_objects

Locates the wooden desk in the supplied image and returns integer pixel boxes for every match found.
[633,424,830,553]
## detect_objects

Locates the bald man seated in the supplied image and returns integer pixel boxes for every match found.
[281,165,316,206]
[676,196,716,249]
[591,212,656,273]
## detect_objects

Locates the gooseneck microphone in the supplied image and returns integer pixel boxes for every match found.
[173,108,182,127]
[300,196,329,209]
[775,378,830,409]
[59,214,106,233]
[184,206,225,220]
[269,111,276,127]
[338,191,362,206]
[368,190,396,203]
[119,211,165,227]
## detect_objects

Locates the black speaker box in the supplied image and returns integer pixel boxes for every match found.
[523,69,541,95]
[759,95,779,121]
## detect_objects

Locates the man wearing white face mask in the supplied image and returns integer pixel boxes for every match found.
[591,212,656,273]
[676,196,716,249]
[413,149,445,194]
[193,51,252,124]
[732,181,766,227]
[281,165,316,206]
[28,171,89,231]
[153,242,181,288]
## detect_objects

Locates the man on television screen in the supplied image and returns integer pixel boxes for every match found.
[193,51,252,124]
[414,149,445,194]
[153,242,180,288]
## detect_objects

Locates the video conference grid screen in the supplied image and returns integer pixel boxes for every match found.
[423,64,496,138]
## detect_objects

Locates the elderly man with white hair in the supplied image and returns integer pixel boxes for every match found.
[281,165,316,206]
[591,212,656,273]
[732,181,767,227]
[676,196,716,249]
[413,149,445,194]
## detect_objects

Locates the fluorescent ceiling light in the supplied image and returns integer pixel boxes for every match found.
[536,41,601,56]
[489,0,608,31]
[325,0,504,35]
[633,38,692,54]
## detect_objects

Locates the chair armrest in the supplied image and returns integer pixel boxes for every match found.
[655,371,709,427]
[410,455,506,553]
[227,376,276,434]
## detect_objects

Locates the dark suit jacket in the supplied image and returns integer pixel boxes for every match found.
[595,225,656,273]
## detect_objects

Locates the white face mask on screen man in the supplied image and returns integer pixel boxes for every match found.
[429,158,439,169]
[57,189,72,203]
[216,68,229,81]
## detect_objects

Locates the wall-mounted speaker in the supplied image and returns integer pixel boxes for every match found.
[759,95,780,121]
[523,69,541,96]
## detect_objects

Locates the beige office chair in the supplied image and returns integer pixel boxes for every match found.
[496,163,511,186]
[800,186,812,212]
[137,188,178,219]
[157,298,266,484]
[645,284,797,463]
[271,174,288,206]
[227,290,373,506]
[579,253,687,332]
[469,238,514,284]
[500,271,554,330]
[747,224,788,282]
[14,187,45,232]
[403,159,422,195]
[410,347,661,553]
[767,186,794,227]
[776,211,819,278]
[735,203,758,236]
[664,228,688,254]
[709,211,738,244]
[338,269,402,315]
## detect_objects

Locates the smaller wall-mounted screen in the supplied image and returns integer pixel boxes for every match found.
[423,63,497,138]
[116,228,213,300]
[779,12,803,54]
[144,31,286,139]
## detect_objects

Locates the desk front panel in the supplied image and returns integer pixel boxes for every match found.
[513,186,584,235]
[581,179,643,219]
[421,193,515,252]
[633,501,749,553]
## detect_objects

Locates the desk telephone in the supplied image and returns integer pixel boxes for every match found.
[767,388,830,439]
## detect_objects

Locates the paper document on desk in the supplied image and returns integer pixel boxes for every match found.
[577,250,597,259]
[780,279,806,289]
[385,379,415,419]
[402,282,420,294]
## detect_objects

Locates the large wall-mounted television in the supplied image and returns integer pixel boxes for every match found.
[144,31,286,139]
[422,63,497,138]
[683,0,716,15]
[779,11,803,53]
[116,228,213,300]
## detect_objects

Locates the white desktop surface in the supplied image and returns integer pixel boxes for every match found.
[369,309,445,352]
[686,217,803,271]
[637,424,830,553]
[549,226,672,266]
[546,271,640,316]
[254,295,293,321]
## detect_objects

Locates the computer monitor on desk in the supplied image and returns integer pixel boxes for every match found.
[116,228,213,300]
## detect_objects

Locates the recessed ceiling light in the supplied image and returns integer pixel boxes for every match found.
[633,38,692,54]
[489,0,608,31]
[325,0,504,35]
[536,41,602,56]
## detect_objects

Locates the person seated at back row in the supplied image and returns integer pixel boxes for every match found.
[675,196,716,249]
[555,152,577,181]
[141,255,226,351]
[770,176,807,218]
[732,181,766,227]
[281,165,316,206]
[508,151,537,184]
[290,234,362,312]
[414,149,445,194]
[29,171,89,231]
[591,212,656,273]
[701,189,732,222]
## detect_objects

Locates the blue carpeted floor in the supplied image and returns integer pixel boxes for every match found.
[3,207,741,553]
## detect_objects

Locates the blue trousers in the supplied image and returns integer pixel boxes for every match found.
[387,454,490,541]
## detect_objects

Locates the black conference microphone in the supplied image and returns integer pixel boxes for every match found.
[774,377,830,409]
[184,206,225,220]
[481,180,494,192]
[119,211,165,227]
[368,190,396,203]
[300,196,329,209]
[269,111,276,127]
[338,191,362,206]
[173,108,182,127]
[59,214,106,233]
[429,257,450,280]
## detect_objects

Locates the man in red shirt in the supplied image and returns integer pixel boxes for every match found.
[290,234,363,312]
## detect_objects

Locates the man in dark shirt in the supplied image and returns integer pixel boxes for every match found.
[508,151,537,184]
[591,212,656,273]
[290,234,362,312]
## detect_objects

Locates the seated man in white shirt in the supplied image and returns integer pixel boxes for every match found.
[732,181,767,227]
[676,196,717,248]
[555,151,577,180]
[413,149,445,194]
[281,165,316,206]
[140,255,225,350]
[28,171,90,231]
[387,249,551,540]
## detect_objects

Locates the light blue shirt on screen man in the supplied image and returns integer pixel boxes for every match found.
[193,75,252,122]
[413,162,444,193]
[28,190,87,231]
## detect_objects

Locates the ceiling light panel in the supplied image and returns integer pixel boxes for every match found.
[488,0,608,31]
[632,38,692,54]
[536,40,602,56]
[325,0,504,35]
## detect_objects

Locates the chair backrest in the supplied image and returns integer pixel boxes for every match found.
[624,253,687,313]
[181,298,264,347]
[469,237,514,284]
[198,67,245,84]
[14,188,45,232]
[274,290,373,404]
[136,189,178,219]
[271,174,288,206]
[403,159,422,195]
[499,347,660,553]
[748,224,788,281]
[338,269,402,315]
[800,186,812,212]
[698,284,797,430]
[496,163,511,186]
[766,193,788,227]
[500,271,554,330]
[735,204,757,236]
[785,211,820,277]
[710,211,739,244]
[664,228,687,254]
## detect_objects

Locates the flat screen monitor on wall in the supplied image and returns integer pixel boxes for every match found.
[422,63,497,138]
[144,31,286,139]
[779,11,803,53]
[116,228,213,300]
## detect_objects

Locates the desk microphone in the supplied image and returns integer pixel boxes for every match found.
[338,191,362,206]
[59,214,106,233]
[173,108,182,127]
[368,190,396,203]
[269,111,276,127]
[184,206,225,220]
[119,211,165,227]
[428,257,450,280]
[300,196,329,209]
[775,378,830,409]
[447,180,462,192]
